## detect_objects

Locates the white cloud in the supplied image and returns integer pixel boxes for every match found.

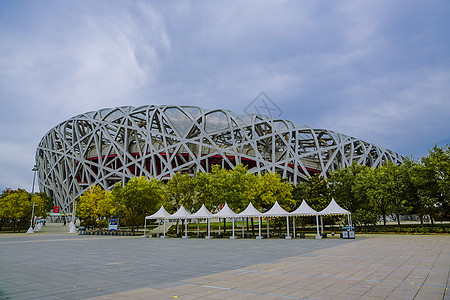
[0,0,449,191]
[0,1,170,115]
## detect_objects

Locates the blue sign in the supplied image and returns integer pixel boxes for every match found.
[108,219,119,231]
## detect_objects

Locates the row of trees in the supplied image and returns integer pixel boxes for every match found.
[77,145,449,230]
[77,164,293,231]
[0,189,52,232]
[2,145,448,232]
[295,145,450,226]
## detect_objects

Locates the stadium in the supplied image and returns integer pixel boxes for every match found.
[36,105,403,213]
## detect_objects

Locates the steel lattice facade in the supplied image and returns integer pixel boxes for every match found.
[36,105,403,212]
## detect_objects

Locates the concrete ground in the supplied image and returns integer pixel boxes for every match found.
[0,224,448,300]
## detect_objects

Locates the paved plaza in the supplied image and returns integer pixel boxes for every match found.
[0,225,448,299]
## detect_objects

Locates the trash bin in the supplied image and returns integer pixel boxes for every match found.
[342,226,355,239]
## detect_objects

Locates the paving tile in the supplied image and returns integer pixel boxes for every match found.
[1,231,449,299]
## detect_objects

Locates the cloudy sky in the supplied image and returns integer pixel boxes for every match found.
[1,0,449,192]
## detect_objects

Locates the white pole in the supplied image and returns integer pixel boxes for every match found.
[158,219,160,237]
[293,216,295,238]
[219,218,221,235]
[197,219,199,236]
[207,218,210,239]
[258,217,261,238]
[27,167,38,234]
[242,218,244,238]
[286,216,290,239]
[232,218,235,238]
[315,214,321,239]
[185,218,188,238]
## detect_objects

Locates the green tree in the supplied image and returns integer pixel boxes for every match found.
[362,162,405,226]
[163,172,196,212]
[329,163,378,226]
[77,185,111,228]
[329,162,369,212]
[0,189,31,232]
[194,164,258,212]
[254,172,293,211]
[422,145,450,221]
[253,172,293,236]
[194,164,260,233]
[294,174,330,211]
[408,159,442,224]
[111,176,163,232]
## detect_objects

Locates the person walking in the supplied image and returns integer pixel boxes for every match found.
[63,219,66,226]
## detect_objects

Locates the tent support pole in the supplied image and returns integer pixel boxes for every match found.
[206,218,211,239]
[315,214,321,239]
[256,217,262,239]
[266,218,269,238]
[242,218,244,238]
[293,216,295,239]
[184,218,188,239]
[286,216,291,239]
[230,218,235,239]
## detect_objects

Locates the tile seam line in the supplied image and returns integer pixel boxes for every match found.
[439,239,450,299]
[183,282,310,299]
[236,269,450,289]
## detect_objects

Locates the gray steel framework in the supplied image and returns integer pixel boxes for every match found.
[36,105,403,212]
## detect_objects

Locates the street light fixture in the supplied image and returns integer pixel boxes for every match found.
[26,165,38,234]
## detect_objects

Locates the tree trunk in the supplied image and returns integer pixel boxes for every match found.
[419,214,424,225]
[383,214,386,226]
[430,215,434,225]
[396,214,401,226]
[251,218,255,236]
[278,220,282,236]
[181,219,184,234]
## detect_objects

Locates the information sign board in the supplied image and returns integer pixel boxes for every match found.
[108,219,119,231]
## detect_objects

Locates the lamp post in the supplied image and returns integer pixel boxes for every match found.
[27,165,38,234]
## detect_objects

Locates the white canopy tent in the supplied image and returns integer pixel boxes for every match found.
[290,200,320,239]
[169,205,192,238]
[238,202,263,239]
[144,199,350,240]
[318,198,352,236]
[145,206,172,238]
[263,201,290,239]
[190,204,213,239]
[212,203,238,239]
